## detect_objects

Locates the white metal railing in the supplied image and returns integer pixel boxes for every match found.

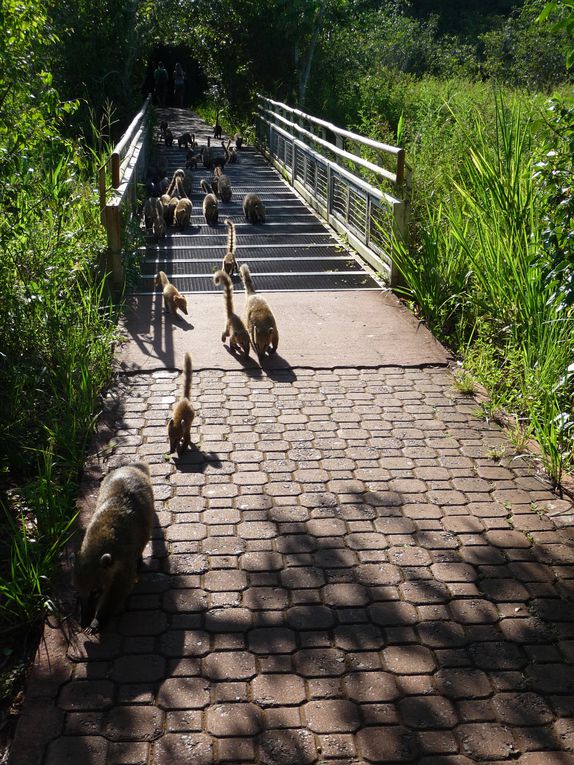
[256,95,409,286]
[98,95,152,292]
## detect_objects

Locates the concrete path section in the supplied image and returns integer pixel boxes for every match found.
[117,290,451,373]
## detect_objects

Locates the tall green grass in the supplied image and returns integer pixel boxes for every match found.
[392,92,574,486]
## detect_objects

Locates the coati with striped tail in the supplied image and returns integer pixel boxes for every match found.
[74,462,155,634]
[166,168,185,197]
[222,218,238,276]
[214,166,232,203]
[168,352,195,455]
[239,264,279,358]
[213,270,250,357]
[224,139,237,164]
[155,271,188,316]
[213,111,222,139]
[174,197,192,228]
[144,197,166,238]
[243,193,265,224]
[200,178,219,225]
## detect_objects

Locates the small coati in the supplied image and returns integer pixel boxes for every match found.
[174,197,192,228]
[222,218,238,276]
[201,178,219,225]
[239,264,279,358]
[213,111,222,139]
[243,193,266,224]
[202,136,213,169]
[224,139,237,164]
[145,197,166,238]
[168,352,195,454]
[178,132,192,148]
[165,128,174,147]
[166,168,185,197]
[213,270,250,357]
[214,166,232,203]
[155,270,188,316]
[74,462,155,633]
[234,133,243,150]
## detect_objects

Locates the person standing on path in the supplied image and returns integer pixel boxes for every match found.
[173,63,186,108]
[153,61,169,107]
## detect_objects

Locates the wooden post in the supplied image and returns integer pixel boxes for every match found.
[111,152,120,189]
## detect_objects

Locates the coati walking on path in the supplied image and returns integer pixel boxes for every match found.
[155,271,188,316]
[222,218,238,276]
[74,462,155,634]
[201,179,219,225]
[168,352,195,455]
[214,166,232,203]
[239,264,279,358]
[243,193,265,224]
[213,270,250,357]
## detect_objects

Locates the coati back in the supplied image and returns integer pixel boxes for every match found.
[178,132,192,148]
[234,133,243,150]
[155,270,188,316]
[239,264,279,358]
[165,128,174,147]
[224,139,237,164]
[201,179,219,225]
[202,136,212,169]
[243,193,265,224]
[222,218,238,276]
[213,270,250,357]
[215,166,232,203]
[167,168,185,197]
[73,462,155,633]
[151,197,166,238]
[168,352,195,454]
[213,111,222,139]
[174,197,192,228]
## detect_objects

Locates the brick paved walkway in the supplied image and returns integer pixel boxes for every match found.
[10,365,574,764]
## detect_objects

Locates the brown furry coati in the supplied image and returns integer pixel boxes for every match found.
[168,352,195,454]
[165,128,174,147]
[213,111,222,139]
[148,197,166,238]
[144,197,157,230]
[202,136,213,169]
[222,218,238,276]
[74,462,155,633]
[213,270,250,357]
[239,264,279,358]
[174,197,192,228]
[201,179,219,225]
[155,271,188,316]
[178,132,192,148]
[166,168,185,197]
[243,193,265,224]
[224,139,237,164]
[214,166,232,203]
[234,133,243,150]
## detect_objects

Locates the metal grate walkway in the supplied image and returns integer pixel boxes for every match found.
[135,110,383,294]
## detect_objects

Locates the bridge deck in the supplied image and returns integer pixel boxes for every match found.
[137,110,381,294]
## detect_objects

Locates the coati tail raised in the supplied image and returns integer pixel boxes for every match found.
[213,270,250,357]
[168,352,195,455]
[174,197,192,228]
[222,218,238,276]
[155,271,188,316]
[73,462,155,633]
[239,264,279,359]
[213,111,222,139]
[201,180,219,225]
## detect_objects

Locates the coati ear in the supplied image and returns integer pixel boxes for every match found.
[100,553,113,568]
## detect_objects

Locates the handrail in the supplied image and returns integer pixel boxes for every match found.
[256,95,410,287]
[258,94,405,186]
[99,95,152,294]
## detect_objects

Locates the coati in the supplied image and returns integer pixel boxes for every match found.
[234,133,243,150]
[213,270,250,357]
[143,196,157,230]
[174,197,192,229]
[166,168,185,197]
[165,128,174,147]
[168,352,195,455]
[161,196,178,226]
[185,149,198,170]
[214,166,232,203]
[146,197,166,238]
[201,179,219,225]
[202,136,213,169]
[155,270,188,316]
[159,120,168,139]
[224,139,237,164]
[239,264,279,358]
[178,132,192,148]
[213,111,222,139]
[74,462,155,633]
[222,218,238,276]
[243,193,266,224]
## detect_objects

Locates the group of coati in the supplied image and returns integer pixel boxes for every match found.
[145,121,263,232]
[75,120,277,635]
